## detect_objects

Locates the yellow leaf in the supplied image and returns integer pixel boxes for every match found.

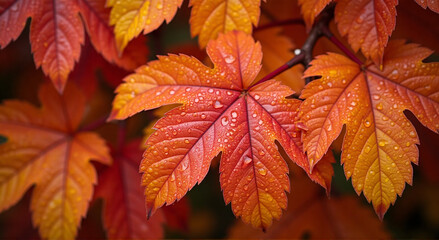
[189,0,261,47]
[109,0,183,52]
[0,83,111,239]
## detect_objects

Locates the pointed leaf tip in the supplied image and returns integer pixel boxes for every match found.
[375,204,387,221]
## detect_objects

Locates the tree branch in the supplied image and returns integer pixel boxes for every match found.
[253,5,335,86]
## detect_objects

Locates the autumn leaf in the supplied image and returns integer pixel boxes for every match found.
[0,0,33,49]
[298,0,332,29]
[0,0,147,93]
[0,82,111,240]
[30,0,85,92]
[95,139,164,239]
[108,0,183,52]
[414,0,439,13]
[78,0,148,70]
[335,0,398,67]
[300,40,439,218]
[254,27,305,93]
[189,0,261,47]
[110,31,332,230]
[229,153,389,239]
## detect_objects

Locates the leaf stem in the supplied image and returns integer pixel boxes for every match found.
[255,18,305,32]
[255,53,305,85]
[321,26,364,66]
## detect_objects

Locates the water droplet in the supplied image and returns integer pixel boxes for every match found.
[393,103,398,109]
[170,173,175,181]
[369,170,375,175]
[170,90,175,95]
[153,150,159,155]
[391,163,396,167]
[231,111,237,118]
[221,117,229,126]
[242,156,252,168]
[184,139,190,144]
[382,116,389,121]
[376,102,383,110]
[214,101,223,109]
[156,3,163,9]
[180,161,188,171]
[208,89,214,93]
[254,94,260,100]
[252,113,257,118]
[201,114,206,119]
[258,168,267,176]
[225,55,235,63]
[409,131,416,137]
[363,119,371,128]
[378,140,387,147]
[147,167,153,173]
[185,87,191,92]
[364,146,371,153]
[326,124,332,131]
[406,142,411,147]
[373,95,381,100]
[259,150,265,156]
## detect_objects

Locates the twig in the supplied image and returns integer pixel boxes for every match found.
[252,5,335,86]
[321,27,364,66]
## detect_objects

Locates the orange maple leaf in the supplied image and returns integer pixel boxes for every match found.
[335,0,398,67]
[0,82,111,239]
[189,0,261,48]
[110,31,332,230]
[0,0,147,92]
[95,139,165,239]
[300,40,439,218]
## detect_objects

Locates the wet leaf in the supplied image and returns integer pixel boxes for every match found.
[335,0,398,66]
[300,40,439,218]
[110,31,332,230]
[189,0,261,47]
[108,0,183,52]
[414,0,439,13]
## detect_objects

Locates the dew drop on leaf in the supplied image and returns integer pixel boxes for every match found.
[258,168,267,176]
[242,156,252,168]
[224,55,235,63]
[214,100,223,109]
[363,119,371,128]
[221,116,229,126]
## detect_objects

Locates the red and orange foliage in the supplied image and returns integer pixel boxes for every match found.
[0,0,439,239]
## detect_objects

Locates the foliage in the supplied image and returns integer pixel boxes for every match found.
[0,0,438,239]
